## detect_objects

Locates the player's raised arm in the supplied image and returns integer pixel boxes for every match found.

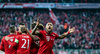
[26,27,39,41]
[32,19,41,35]
[56,26,75,39]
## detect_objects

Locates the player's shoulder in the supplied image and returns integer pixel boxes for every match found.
[52,32,57,35]
[2,35,7,40]
[16,35,21,38]
[40,30,45,33]
[52,32,58,36]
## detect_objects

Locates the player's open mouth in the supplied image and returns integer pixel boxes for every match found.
[49,27,51,29]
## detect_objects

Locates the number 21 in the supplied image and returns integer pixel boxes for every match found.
[21,39,29,49]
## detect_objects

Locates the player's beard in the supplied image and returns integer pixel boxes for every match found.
[46,27,52,34]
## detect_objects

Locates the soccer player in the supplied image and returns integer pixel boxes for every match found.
[10,27,33,54]
[30,21,44,54]
[16,23,25,35]
[0,25,17,54]
[32,21,75,54]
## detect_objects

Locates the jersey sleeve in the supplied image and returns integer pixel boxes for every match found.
[38,30,44,38]
[9,36,19,47]
[54,33,59,39]
[0,37,5,51]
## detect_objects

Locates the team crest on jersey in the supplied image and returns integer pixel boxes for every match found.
[53,34,55,36]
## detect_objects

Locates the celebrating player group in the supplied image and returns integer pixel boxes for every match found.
[0,19,75,54]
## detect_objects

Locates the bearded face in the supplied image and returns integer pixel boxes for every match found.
[46,23,53,32]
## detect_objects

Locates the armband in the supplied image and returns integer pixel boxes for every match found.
[14,39,19,43]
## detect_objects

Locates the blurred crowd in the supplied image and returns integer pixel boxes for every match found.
[0,0,100,3]
[0,9,100,49]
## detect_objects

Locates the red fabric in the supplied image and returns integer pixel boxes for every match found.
[30,41,39,54]
[15,34,32,54]
[38,30,58,54]
[16,31,22,35]
[0,34,17,54]
[30,30,39,54]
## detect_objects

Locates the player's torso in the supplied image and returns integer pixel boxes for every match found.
[40,31,56,46]
[17,34,32,54]
[4,35,17,54]
[39,31,57,53]
[30,40,39,54]
[30,29,39,54]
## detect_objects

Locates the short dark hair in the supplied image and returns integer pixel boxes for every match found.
[9,25,15,33]
[37,24,44,30]
[21,27,27,33]
[19,23,25,25]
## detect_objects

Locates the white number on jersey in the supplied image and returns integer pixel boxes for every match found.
[21,39,29,49]
[9,45,11,48]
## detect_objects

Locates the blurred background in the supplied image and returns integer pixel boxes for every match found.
[0,0,100,54]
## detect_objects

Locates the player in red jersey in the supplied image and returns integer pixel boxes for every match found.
[0,25,17,54]
[32,21,75,54]
[29,22,39,54]
[10,27,34,54]
[16,23,25,35]
[30,21,44,54]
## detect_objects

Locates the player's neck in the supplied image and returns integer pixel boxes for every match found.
[18,31,22,33]
[46,30,52,34]
[22,33,26,35]
[10,33,15,35]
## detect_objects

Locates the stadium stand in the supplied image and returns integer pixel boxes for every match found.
[0,9,100,50]
[0,0,100,3]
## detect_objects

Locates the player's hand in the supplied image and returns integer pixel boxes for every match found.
[36,19,39,26]
[68,26,75,33]
[5,37,10,41]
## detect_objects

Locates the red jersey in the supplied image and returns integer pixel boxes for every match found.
[16,31,22,35]
[30,30,39,54]
[38,30,59,54]
[13,34,32,54]
[0,34,17,54]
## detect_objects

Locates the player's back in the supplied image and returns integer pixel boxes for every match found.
[1,34,17,54]
[17,34,32,54]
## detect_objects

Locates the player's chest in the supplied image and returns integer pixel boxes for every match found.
[44,34,56,42]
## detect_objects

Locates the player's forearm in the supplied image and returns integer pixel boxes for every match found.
[26,28,35,40]
[57,31,70,39]
[32,36,39,41]
[32,25,38,35]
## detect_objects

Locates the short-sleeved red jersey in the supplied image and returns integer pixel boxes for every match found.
[38,30,59,54]
[0,34,17,54]
[30,30,39,54]
[15,34,32,54]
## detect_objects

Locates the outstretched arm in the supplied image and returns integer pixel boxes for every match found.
[32,19,40,35]
[56,26,75,39]
[26,28,39,41]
